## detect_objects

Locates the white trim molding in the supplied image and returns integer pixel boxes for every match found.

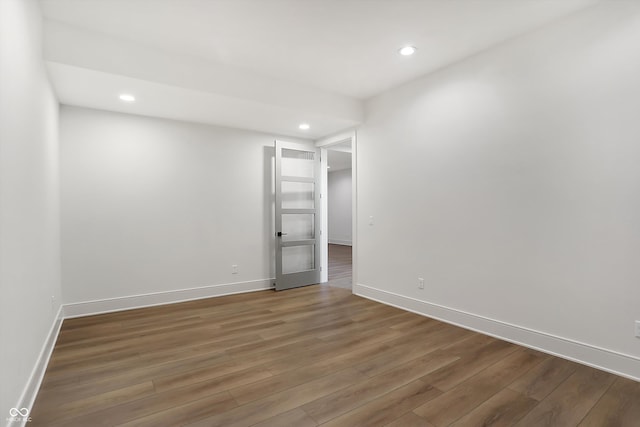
[316,129,357,286]
[9,305,64,427]
[63,278,273,318]
[354,283,640,382]
[315,130,354,148]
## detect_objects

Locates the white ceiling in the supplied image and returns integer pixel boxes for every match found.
[40,0,599,139]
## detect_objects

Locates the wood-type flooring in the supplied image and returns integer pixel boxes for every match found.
[327,244,352,289]
[30,285,639,426]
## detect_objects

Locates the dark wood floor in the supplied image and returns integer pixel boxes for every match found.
[327,244,352,289]
[30,283,639,426]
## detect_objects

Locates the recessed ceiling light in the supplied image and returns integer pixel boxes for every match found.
[299,123,310,130]
[327,166,331,169]
[119,94,136,102]
[399,46,417,56]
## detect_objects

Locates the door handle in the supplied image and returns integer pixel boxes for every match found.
[277,232,288,237]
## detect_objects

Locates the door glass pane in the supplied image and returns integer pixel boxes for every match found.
[281,148,315,178]
[282,245,315,274]
[281,181,314,209]
[282,214,314,242]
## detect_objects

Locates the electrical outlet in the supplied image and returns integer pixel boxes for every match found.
[232,265,238,274]
[51,295,56,312]
[635,320,640,338]
[369,216,374,226]
[418,278,425,290]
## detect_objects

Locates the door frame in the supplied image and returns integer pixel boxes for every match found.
[315,130,357,291]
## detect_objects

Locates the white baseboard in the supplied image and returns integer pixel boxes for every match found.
[7,305,64,427]
[354,283,640,382]
[328,239,352,246]
[63,278,273,318]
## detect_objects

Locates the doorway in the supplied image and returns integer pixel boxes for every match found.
[323,139,353,290]
[274,131,355,292]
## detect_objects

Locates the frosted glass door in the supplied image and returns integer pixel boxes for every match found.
[274,140,321,290]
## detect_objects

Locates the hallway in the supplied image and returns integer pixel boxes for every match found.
[327,244,352,290]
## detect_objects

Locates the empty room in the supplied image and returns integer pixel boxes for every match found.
[2,0,640,426]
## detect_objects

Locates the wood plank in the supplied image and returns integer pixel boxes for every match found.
[579,377,640,427]
[387,314,437,331]
[183,368,367,427]
[437,332,496,355]
[114,392,238,427]
[414,349,546,426]
[263,326,405,375]
[327,244,352,289]
[320,380,441,427]
[252,408,318,427]
[385,412,435,427]
[31,381,154,422]
[302,351,458,423]
[419,339,519,392]
[449,388,538,427]
[153,364,272,394]
[514,365,616,426]
[42,375,245,426]
[354,325,471,378]
[508,356,578,401]
[39,351,230,397]
[230,340,394,405]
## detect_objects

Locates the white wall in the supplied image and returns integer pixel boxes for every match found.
[60,106,309,308]
[328,168,352,246]
[357,2,640,378]
[0,0,62,422]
